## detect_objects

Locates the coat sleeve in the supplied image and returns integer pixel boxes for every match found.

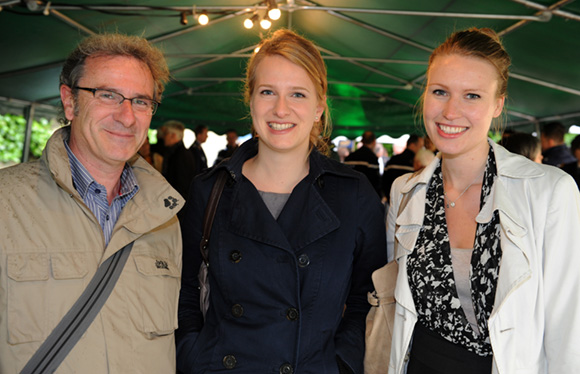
[542,173,580,372]
[175,175,207,373]
[335,176,388,374]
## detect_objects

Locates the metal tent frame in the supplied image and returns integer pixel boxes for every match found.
[1,0,580,162]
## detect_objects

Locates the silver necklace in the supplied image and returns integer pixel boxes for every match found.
[443,171,484,208]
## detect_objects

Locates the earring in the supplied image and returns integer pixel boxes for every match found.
[315,116,319,121]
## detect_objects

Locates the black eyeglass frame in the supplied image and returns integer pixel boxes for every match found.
[72,86,161,115]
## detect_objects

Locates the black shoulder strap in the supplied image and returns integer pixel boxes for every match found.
[200,169,229,265]
[20,242,134,374]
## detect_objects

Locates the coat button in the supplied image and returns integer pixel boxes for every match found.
[297,253,310,268]
[317,177,324,189]
[223,354,237,369]
[279,362,294,374]
[231,304,244,318]
[229,250,242,263]
[286,307,299,321]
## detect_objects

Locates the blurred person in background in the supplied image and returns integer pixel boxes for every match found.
[214,128,239,166]
[540,122,575,166]
[561,134,580,189]
[500,132,542,163]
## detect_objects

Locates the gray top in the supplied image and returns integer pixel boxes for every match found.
[451,247,480,335]
[258,190,291,220]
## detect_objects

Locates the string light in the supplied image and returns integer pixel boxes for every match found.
[244,13,259,29]
[180,12,188,25]
[242,1,281,30]
[268,8,281,20]
[267,0,281,20]
[260,15,272,29]
[42,1,51,16]
[198,11,209,25]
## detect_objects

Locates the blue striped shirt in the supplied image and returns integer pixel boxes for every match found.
[65,140,139,246]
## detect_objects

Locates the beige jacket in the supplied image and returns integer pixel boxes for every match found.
[0,127,184,373]
[387,141,580,374]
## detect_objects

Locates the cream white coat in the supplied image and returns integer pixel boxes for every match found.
[387,141,580,374]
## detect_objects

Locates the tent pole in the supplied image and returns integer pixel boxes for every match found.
[21,103,35,164]
[50,9,96,35]
[171,45,257,75]
[149,10,250,44]
[499,0,575,36]
[510,0,580,22]
[287,0,293,29]
[511,73,580,97]
[42,4,549,22]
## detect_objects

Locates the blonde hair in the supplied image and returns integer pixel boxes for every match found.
[244,29,331,154]
[418,27,511,131]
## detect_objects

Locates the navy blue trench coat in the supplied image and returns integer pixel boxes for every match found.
[176,139,387,374]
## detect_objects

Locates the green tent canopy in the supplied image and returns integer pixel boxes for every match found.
[1,0,579,139]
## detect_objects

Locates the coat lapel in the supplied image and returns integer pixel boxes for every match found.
[478,172,532,317]
[277,181,340,251]
[228,179,292,251]
[228,176,340,253]
[393,171,431,315]
[394,160,434,259]
[394,189,426,259]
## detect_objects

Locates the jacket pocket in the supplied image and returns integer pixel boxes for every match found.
[133,254,180,336]
[7,252,89,344]
[6,253,50,344]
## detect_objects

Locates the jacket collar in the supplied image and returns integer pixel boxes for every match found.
[42,126,182,255]
[398,139,545,191]
[394,140,536,314]
[477,141,543,224]
[209,138,347,252]
[395,140,543,256]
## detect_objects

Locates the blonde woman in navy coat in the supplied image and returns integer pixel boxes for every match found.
[176,29,387,374]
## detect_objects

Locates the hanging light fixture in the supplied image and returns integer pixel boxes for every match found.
[260,15,272,30]
[180,12,188,25]
[267,0,281,21]
[244,13,259,29]
[198,11,209,25]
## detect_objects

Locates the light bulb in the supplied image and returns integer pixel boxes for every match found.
[260,17,271,29]
[244,18,254,29]
[268,8,281,20]
[244,14,259,29]
[198,12,209,25]
[180,12,188,25]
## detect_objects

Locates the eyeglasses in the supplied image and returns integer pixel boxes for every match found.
[73,86,160,115]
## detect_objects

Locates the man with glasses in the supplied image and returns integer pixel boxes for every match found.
[0,33,183,373]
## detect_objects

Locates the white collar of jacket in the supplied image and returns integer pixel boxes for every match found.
[393,140,545,306]
[42,126,183,251]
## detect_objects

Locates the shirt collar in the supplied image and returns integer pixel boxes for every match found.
[64,139,139,199]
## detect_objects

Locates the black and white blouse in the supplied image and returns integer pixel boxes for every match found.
[407,145,502,356]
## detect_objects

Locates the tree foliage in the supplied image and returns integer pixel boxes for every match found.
[0,113,54,163]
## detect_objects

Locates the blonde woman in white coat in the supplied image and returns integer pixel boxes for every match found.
[387,28,580,374]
